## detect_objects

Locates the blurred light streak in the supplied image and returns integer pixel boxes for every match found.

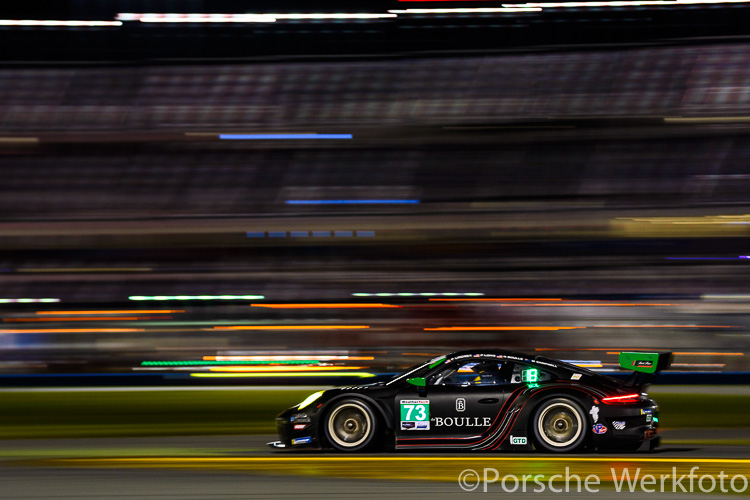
[0,328,143,333]
[0,20,122,27]
[430,298,559,301]
[498,303,674,307]
[190,372,374,378]
[665,116,750,123]
[703,294,750,299]
[357,292,483,297]
[389,7,541,12]
[591,324,735,328]
[0,137,39,144]
[286,199,419,205]
[4,317,150,322]
[211,325,370,330]
[130,295,264,301]
[0,298,59,303]
[207,366,366,372]
[18,268,152,273]
[673,352,745,356]
[205,355,374,361]
[220,134,352,140]
[142,360,320,366]
[250,303,400,309]
[616,214,750,225]
[37,310,183,315]
[504,0,750,6]
[666,257,747,260]
[118,13,396,22]
[246,230,376,238]
[118,13,276,23]
[424,326,584,331]
[672,363,727,368]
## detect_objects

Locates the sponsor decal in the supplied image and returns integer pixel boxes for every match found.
[641,408,653,414]
[571,373,582,381]
[400,399,430,430]
[593,423,608,434]
[509,435,527,445]
[432,416,492,427]
[613,421,626,430]
[590,406,599,424]
[456,397,466,412]
[632,360,654,368]
[290,413,311,423]
[293,424,307,431]
[292,436,312,445]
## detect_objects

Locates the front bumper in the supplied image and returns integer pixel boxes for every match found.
[271,406,320,449]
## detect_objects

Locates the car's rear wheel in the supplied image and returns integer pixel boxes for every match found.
[532,397,587,453]
[324,399,378,452]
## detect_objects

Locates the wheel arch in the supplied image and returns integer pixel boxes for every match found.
[508,386,598,445]
[317,393,392,447]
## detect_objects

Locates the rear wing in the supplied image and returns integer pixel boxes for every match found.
[619,352,673,374]
[619,352,673,390]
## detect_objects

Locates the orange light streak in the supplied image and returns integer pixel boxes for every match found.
[37,310,184,315]
[424,326,584,331]
[250,303,400,309]
[212,325,370,330]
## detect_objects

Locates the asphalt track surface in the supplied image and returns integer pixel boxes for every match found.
[2,432,749,500]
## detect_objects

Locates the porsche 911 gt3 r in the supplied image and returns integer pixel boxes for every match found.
[269,349,671,453]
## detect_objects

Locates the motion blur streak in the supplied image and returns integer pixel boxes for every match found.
[190,372,375,378]
[37,310,183,315]
[424,326,584,331]
[430,298,561,301]
[250,304,400,309]
[205,356,374,361]
[591,325,735,328]
[211,325,370,331]
[499,303,675,306]
[0,20,122,27]
[4,316,146,322]
[207,366,366,372]
[0,329,144,333]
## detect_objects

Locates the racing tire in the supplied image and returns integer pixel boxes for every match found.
[531,397,588,453]
[324,399,379,452]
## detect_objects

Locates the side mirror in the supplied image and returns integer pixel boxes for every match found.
[407,377,426,387]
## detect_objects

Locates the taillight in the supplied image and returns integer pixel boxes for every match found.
[601,393,640,404]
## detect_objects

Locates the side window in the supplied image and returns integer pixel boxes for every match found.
[428,360,509,387]
[509,363,554,384]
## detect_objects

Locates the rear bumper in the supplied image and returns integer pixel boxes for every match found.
[594,398,660,449]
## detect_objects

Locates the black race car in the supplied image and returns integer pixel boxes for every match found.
[269,349,671,453]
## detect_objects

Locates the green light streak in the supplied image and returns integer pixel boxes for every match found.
[129,295,264,301]
[141,360,319,366]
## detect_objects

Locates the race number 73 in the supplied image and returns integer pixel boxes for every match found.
[400,401,429,421]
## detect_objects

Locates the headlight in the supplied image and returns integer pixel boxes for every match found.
[298,390,324,409]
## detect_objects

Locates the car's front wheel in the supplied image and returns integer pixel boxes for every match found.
[532,397,588,453]
[324,399,378,452]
